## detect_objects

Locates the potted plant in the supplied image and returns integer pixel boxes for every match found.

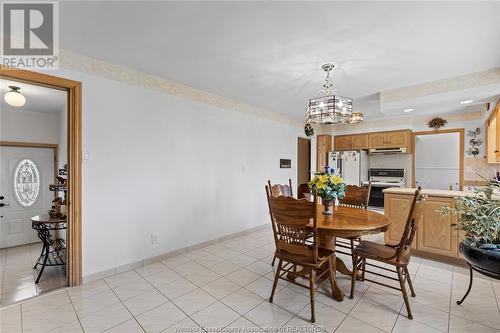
[308,171,346,215]
[441,180,500,277]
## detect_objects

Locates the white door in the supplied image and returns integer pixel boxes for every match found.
[0,146,54,248]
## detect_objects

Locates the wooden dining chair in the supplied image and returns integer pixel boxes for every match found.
[336,183,371,298]
[351,187,424,319]
[266,188,336,323]
[268,179,293,197]
[267,179,294,266]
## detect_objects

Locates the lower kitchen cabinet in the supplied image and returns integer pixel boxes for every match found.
[384,192,461,262]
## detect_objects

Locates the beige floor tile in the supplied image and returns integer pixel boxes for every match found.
[281,316,326,332]
[272,287,309,314]
[207,260,241,275]
[162,317,202,333]
[161,255,191,268]
[449,314,500,333]
[105,270,142,288]
[185,268,221,287]
[350,299,398,332]
[226,268,262,287]
[450,290,500,329]
[48,320,84,333]
[80,303,132,333]
[172,288,217,315]
[335,316,385,333]
[184,249,212,260]
[408,299,450,332]
[245,276,283,299]
[136,301,187,333]
[23,303,78,333]
[245,260,274,276]
[67,279,110,301]
[221,288,265,315]
[362,286,404,313]
[202,277,241,299]
[0,305,22,333]
[393,315,444,333]
[194,254,225,268]
[245,301,294,329]
[143,268,182,287]
[191,301,241,329]
[72,289,120,318]
[228,254,259,267]
[156,278,198,300]
[135,262,169,277]
[226,316,264,331]
[296,301,346,332]
[105,318,145,333]
[123,289,168,316]
[171,261,206,276]
[21,290,71,317]
[113,278,154,301]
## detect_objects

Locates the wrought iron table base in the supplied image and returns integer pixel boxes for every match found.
[457,263,500,305]
[32,221,67,284]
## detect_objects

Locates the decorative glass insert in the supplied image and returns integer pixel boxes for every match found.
[14,159,40,207]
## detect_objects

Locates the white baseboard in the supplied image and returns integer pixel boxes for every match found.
[82,224,270,284]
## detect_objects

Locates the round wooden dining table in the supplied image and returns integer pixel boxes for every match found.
[308,204,391,301]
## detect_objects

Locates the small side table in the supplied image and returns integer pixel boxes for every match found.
[31,214,67,283]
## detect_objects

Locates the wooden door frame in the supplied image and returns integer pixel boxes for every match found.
[411,128,464,190]
[297,136,311,189]
[1,65,82,286]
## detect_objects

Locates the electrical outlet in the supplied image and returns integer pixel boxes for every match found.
[151,233,159,246]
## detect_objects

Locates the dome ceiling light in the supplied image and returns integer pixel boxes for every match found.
[4,85,26,107]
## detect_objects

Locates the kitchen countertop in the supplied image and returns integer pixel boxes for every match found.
[382,187,472,198]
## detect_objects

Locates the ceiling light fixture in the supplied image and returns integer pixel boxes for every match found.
[305,64,360,125]
[460,99,474,105]
[403,108,415,113]
[4,86,26,107]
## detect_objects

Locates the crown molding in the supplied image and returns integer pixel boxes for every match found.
[380,68,500,103]
[58,49,303,127]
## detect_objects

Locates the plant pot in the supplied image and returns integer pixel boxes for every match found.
[460,242,500,278]
[322,199,334,215]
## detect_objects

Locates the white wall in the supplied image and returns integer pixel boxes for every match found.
[0,107,60,143]
[43,69,301,277]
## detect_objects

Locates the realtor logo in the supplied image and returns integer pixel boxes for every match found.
[1,1,59,69]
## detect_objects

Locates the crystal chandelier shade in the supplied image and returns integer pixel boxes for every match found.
[305,64,362,125]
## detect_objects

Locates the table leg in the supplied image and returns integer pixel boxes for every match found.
[33,223,51,284]
[317,234,344,301]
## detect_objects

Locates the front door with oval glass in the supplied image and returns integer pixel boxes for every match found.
[0,147,54,248]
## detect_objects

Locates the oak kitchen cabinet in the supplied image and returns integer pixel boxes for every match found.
[384,189,462,264]
[334,130,411,151]
[316,135,332,172]
[486,100,500,163]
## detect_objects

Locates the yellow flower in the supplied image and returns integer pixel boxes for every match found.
[316,181,325,190]
[319,174,329,183]
[331,175,343,185]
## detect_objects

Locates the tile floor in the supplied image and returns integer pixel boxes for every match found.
[0,242,67,305]
[1,228,499,333]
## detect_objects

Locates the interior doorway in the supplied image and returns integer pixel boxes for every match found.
[0,66,82,305]
[297,137,311,191]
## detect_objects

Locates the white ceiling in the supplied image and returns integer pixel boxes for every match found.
[0,79,67,113]
[59,1,500,120]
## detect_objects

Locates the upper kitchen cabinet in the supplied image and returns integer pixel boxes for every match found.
[351,134,369,149]
[368,132,387,148]
[316,135,332,171]
[387,130,411,148]
[486,101,500,163]
[334,130,412,152]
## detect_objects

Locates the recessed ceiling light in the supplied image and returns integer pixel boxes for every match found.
[460,99,474,104]
[403,108,415,113]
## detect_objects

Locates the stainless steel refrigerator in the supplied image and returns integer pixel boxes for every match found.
[327,150,369,186]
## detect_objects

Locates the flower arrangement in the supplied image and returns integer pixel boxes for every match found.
[440,180,500,248]
[308,172,346,215]
[427,117,447,130]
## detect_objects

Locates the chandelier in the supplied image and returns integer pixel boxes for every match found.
[305,64,362,125]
